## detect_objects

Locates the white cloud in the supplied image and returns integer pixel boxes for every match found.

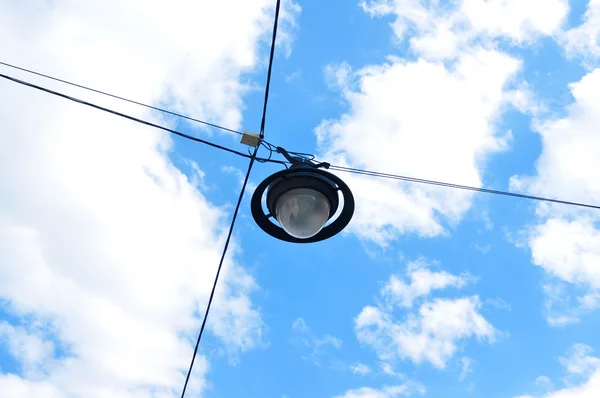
[351,363,372,375]
[360,0,568,60]
[319,335,344,350]
[333,383,425,398]
[355,262,495,368]
[474,244,492,254]
[379,362,402,377]
[0,0,299,396]
[459,357,474,382]
[530,220,600,288]
[513,69,600,201]
[516,344,600,398]
[221,165,258,194]
[561,0,600,63]
[560,345,600,378]
[317,0,560,245]
[541,289,598,332]
[535,375,553,390]
[292,317,310,333]
[284,69,302,83]
[318,49,524,244]
[541,283,584,327]
[510,69,600,211]
[0,322,55,372]
[291,317,342,366]
[511,68,600,325]
[485,297,512,312]
[538,373,600,398]
[277,0,302,58]
[459,0,568,43]
[546,315,580,327]
[0,375,66,398]
[381,260,471,308]
[578,292,600,311]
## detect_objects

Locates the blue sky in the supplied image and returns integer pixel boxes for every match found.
[2,0,600,397]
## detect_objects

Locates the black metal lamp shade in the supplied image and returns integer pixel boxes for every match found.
[251,167,355,243]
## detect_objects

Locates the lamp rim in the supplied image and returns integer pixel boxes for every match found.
[251,167,355,243]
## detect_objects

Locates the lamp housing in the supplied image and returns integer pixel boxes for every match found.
[251,161,354,243]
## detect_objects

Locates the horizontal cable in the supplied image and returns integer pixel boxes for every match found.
[0,72,287,166]
[0,60,245,136]
[329,165,600,210]
[5,63,595,211]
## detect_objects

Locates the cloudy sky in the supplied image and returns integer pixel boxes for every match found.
[1,0,600,397]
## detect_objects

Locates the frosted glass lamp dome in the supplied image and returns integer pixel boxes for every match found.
[275,188,331,239]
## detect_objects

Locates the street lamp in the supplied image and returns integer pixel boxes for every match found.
[251,150,354,243]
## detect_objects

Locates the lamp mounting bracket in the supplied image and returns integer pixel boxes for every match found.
[275,146,330,170]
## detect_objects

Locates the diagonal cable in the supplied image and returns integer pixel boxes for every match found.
[0,60,243,136]
[258,0,280,138]
[7,43,594,212]
[0,72,286,166]
[178,1,282,397]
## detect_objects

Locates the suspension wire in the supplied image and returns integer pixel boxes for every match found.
[0,60,244,136]
[3,69,597,210]
[178,1,282,397]
[0,72,287,166]
[257,0,280,138]
[0,60,290,152]
[180,148,259,398]
[328,165,600,210]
